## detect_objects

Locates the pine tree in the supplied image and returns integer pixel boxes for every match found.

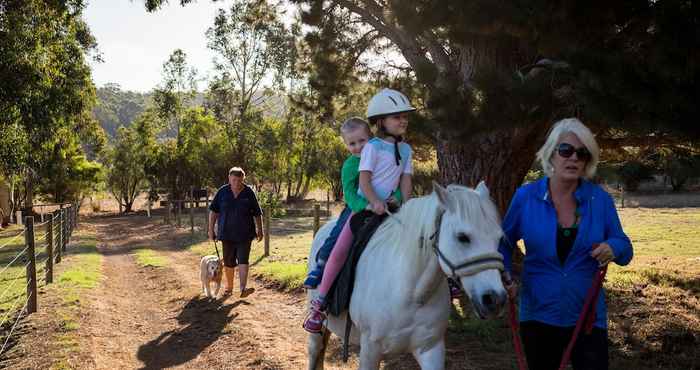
[289,0,700,210]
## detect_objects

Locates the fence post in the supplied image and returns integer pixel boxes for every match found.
[24,216,37,314]
[264,206,270,257]
[204,198,210,232]
[165,201,171,224]
[61,208,66,252]
[313,204,320,236]
[55,210,62,264]
[66,206,71,242]
[176,200,182,227]
[46,216,53,284]
[621,188,625,208]
[147,200,152,218]
[189,201,195,234]
[15,210,22,226]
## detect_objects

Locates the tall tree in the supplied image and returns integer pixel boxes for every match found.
[144,0,699,211]
[204,0,296,168]
[1,0,97,211]
[152,50,198,199]
[289,0,700,211]
[153,49,198,142]
[106,127,146,213]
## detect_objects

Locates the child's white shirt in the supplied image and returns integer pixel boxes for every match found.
[357,137,413,201]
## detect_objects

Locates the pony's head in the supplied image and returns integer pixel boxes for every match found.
[432,182,507,319]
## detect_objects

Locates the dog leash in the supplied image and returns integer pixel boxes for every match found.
[213,240,221,260]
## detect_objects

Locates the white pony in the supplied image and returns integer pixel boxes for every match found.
[307,182,508,370]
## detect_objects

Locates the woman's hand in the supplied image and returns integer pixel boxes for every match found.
[591,242,615,266]
[208,228,216,241]
[256,229,264,242]
[370,201,386,215]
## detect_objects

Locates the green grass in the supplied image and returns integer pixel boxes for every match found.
[47,229,102,369]
[0,221,56,311]
[182,214,320,291]
[606,207,700,291]
[133,248,167,268]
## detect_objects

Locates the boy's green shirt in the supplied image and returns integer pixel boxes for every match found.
[341,155,402,213]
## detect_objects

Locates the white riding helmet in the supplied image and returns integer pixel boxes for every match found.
[366,88,416,119]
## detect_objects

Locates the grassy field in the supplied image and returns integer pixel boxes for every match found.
[180,206,699,369]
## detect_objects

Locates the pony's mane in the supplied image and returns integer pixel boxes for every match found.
[370,185,503,274]
[444,185,503,241]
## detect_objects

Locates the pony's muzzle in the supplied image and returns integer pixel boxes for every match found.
[477,289,507,318]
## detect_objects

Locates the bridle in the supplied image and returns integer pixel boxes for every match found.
[428,209,505,279]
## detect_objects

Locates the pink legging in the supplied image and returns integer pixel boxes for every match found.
[318,216,354,296]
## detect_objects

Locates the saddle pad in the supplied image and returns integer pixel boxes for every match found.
[326,211,386,316]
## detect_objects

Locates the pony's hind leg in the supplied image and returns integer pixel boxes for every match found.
[307,330,330,370]
[412,339,445,370]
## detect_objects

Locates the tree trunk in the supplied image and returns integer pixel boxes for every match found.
[436,124,546,215]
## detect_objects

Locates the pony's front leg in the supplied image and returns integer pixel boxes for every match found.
[359,335,382,370]
[307,330,330,370]
[412,339,445,370]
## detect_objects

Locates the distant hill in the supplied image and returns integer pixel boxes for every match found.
[93,83,150,138]
[93,83,287,139]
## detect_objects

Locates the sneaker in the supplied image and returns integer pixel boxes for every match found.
[448,278,463,299]
[303,298,326,333]
[303,268,323,289]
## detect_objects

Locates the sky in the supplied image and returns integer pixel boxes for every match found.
[84,0,232,93]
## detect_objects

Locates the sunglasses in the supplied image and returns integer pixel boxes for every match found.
[557,143,591,162]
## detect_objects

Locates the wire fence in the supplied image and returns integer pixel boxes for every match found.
[0,204,79,358]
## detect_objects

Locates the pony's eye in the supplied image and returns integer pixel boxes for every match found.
[457,233,471,244]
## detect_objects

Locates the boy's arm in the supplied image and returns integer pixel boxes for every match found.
[342,161,368,213]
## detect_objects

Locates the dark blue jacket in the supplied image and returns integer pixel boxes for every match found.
[209,184,262,243]
[498,177,633,329]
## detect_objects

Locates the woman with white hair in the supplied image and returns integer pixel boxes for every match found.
[499,118,633,370]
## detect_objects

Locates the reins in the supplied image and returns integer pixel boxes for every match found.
[508,262,609,370]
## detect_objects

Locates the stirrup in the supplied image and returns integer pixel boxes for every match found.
[303,298,326,333]
[303,307,326,333]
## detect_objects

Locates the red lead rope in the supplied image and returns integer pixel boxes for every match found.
[508,297,528,370]
[508,264,609,370]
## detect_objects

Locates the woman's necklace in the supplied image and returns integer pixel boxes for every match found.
[560,207,581,237]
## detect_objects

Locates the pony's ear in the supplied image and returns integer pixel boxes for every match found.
[475,180,490,199]
[433,181,455,212]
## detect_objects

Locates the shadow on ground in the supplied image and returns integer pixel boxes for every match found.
[136,296,244,370]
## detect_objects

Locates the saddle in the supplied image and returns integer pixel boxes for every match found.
[326,210,387,316]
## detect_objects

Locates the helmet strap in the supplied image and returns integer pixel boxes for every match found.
[386,134,403,166]
[376,117,403,166]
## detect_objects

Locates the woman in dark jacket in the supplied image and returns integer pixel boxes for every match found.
[208,167,263,298]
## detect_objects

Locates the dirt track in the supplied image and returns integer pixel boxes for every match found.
[68,215,364,370]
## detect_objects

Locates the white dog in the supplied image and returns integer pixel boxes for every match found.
[200,255,223,298]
